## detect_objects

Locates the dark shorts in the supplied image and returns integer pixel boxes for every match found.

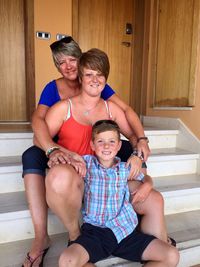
[71,223,156,263]
[22,140,146,178]
[22,145,48,177]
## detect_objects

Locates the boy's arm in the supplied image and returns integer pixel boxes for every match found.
[109,94,150,161]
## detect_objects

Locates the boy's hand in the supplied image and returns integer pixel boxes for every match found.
[126,155,142,180]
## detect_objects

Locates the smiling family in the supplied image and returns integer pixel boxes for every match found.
[22,37,179,266]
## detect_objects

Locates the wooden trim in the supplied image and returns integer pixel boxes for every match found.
[24,0,35,121]
[188,0,200,106]
[72,0,79,42]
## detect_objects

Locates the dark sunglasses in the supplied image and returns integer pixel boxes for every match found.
[50,36,74,50]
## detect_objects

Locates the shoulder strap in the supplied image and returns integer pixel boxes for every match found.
[104,101,112,119]
[65,98,72,121]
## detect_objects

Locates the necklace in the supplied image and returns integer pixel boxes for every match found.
[83,105,96,116]
[83,102,99,116]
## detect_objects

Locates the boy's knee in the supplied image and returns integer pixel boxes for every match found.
[59,250,79,267]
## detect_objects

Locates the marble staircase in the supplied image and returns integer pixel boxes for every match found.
[0,117,200,267]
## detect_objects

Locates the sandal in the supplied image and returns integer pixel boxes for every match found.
[22,247,49,267]
[168,237,176,247]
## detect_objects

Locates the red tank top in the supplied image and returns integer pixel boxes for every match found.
[57,99,112,156]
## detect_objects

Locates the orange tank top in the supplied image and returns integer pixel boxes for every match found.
[57,99,112,156]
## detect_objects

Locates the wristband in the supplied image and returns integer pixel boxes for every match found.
[131,150,144,161]
[137,136,149,143]
[46,146,60,158]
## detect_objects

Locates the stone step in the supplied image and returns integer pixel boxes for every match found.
[0,126,178,158]
[0,147,199,193]
[145,127,179,149]
[0,132,33,157]
[0,174,200,243]
[0,210,199,267]
[147,147,199,177]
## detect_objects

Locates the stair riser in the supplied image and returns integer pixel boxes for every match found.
[0,172,24,193]
[0,213,66,244]
[178,246,200,267]
[163,191,200,215]
[1,191,200,243]
[0,138,32,157]
[1,157,197,193]
[148,159,197,177]
[148,134,177,149]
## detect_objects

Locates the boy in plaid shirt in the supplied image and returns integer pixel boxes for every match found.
[59,120,179,267]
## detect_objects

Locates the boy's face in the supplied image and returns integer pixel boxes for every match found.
[90,130,122,164]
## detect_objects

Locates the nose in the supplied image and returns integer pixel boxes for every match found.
[91,75,98,82]
[103,142,109,148]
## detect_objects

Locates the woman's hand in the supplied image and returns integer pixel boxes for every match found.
[126,155,142,180]
[136,140,151,162]
[48,149,86,177]
[131,181,152,204]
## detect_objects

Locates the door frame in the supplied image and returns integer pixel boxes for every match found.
[24,0,35,121]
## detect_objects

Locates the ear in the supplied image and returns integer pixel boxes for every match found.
[90,140,95,151]
[117,140,122,152]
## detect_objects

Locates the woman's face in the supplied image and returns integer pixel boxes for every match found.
[81,68,106,96]
[57,55,78,81]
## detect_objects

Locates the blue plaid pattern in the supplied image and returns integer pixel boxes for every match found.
[82,155,144,243]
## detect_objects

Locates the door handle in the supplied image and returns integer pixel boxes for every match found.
[121,41,131,47]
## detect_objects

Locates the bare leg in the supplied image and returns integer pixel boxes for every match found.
[128,180,168,242]
[59,243,91,267]
[23,174,50,266]
[46,164,84,241]
[142,239,179,266]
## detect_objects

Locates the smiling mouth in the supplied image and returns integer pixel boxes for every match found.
[102,151,111,155]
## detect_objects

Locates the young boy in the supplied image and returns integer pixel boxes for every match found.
[59,120,179,267]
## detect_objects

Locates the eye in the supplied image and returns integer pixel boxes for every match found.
[84,73,93,78]
[59,61,65,66]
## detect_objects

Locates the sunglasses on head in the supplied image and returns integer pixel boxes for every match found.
[50,36,74,50]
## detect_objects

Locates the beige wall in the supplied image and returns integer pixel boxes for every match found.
[34,0,72,104]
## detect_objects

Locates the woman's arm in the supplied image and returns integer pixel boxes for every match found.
[109,94,150,161]
[31,105,56,150]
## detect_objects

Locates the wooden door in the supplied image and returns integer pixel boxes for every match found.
[73,0,134,105]
[151,0,200,107]
[0,0,27,121]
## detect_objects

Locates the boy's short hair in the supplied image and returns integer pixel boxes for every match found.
[78,48,110,81]
[92,120,120,141]
[50,36,82,68]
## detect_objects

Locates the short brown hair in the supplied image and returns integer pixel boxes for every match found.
[50,36,82,68]
[78,48,110,80]
[92,120,120,141]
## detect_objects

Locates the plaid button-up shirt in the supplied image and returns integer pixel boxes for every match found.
[82,155,144,243]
